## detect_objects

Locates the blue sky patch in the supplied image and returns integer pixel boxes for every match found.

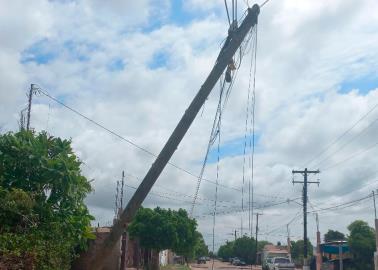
[21,39,57,64]
[63,40,99,62]
[339,73,378,95]
[107,58,125,71]
[206,133,261,163]
[21,39,100,65]
[170,0,194,26]
[148,51,169,69]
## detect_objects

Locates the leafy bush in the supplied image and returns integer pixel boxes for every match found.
[0,131,94,269]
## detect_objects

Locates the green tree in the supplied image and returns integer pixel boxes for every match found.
[290,239,313,264]
[347,220,375,270]
[128,207,198,270]
[324,230,345,242]
[218,241,234,261]
[193,232,209,258]
[233,236,256,264]
[257,240,271,252]
[218,238,271,264]
[0,130,94,269]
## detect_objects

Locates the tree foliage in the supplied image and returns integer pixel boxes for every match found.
[218,241,234,261]
[347,220,375,270]
[290,239,313,263]
[217,237,270,264]
[0,130,94,269]
[324,230,345,243]
[128,207,200,260]
[193,232,209,258]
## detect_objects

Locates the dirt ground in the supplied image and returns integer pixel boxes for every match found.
[190,260,262,270]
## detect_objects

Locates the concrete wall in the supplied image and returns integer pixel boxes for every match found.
[72,227,121,270]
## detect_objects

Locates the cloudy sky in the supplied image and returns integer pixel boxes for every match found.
[1,0,378,250]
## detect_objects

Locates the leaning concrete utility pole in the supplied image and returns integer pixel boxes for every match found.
[292,168,320,270]
[89,5,261,269]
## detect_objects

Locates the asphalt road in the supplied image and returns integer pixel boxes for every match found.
[190,260,262,270]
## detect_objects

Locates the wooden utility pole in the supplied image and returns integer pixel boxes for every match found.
[255,213,262,264]
[292,168,320,270]
[120,172,127,270]
[316,213,322,270]
[373,190,378,270]
[287,224,291,261]
[89,5,261,269]
[26,84,36,131]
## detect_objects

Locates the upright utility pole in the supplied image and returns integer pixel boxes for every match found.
[89,5,261,269]
[26,84,36,131]
[287,224,291,261]
[292,168,320,270]
[316,213,322,270]
[120,171,125,210]
[255,213,262,264]
[372,190,378,270]
[120,171,127,270]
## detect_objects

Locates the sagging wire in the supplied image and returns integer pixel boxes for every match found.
[211,79,225,270]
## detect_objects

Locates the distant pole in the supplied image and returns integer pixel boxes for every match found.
[26,84,35,131]
[121,171,125,210]
[235,230,237,241]
[373,191,377,220]
[339,244,343,270]
[255,213,262,265]
[287,224,291,261]
[292,168,320,270]
[120,172,127,269]
[373,191,378,270]
[316,213,322,270]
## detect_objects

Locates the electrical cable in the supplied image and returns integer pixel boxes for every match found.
[211,81,224,270]
[322,141,378,171]
[260,0,272,8]
[224,0,231,26]
[303,103,378,167]
[33,85,244,193]
[249,25,258,239]
[307,193,373,214]
[312,115,378,168]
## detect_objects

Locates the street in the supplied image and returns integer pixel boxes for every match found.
[190,260,262,270]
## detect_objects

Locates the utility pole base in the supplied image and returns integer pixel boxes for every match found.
[374,252,378,270]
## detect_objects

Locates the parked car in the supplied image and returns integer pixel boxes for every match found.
[234,260,247,266]
[232,259,241,266]
[230,257,239,264]
[267,257,295,270]
[197,257,207,264]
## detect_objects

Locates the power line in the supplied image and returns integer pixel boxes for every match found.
[260,0,272,8]
[304,103,378,167]
[313,115,378,168]
[322,141,378,171]
[33,85,244,193]
[196,197,302,218]
[307,193,373,214]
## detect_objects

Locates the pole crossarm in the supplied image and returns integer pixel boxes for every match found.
[292,170,320,174]
[89,4,261,269]
[293,181,320,184]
